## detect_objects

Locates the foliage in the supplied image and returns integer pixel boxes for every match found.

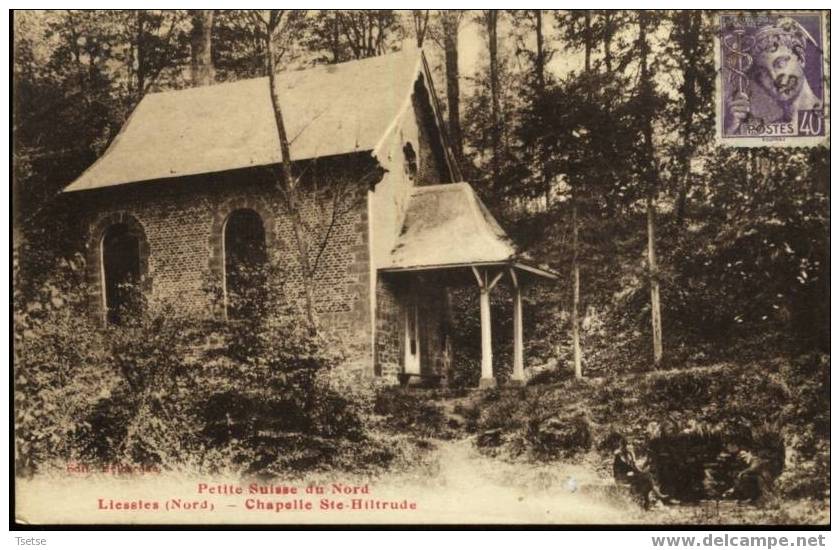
[14,9,829,377]
[471,358,829,503]
[79,302,203,466]
[373,388,452,439]
[14,256,401,476]
[12,11,829,507]
[13,251,111,475]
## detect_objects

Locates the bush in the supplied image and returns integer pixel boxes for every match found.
[527,363,574,386]
[373,388,450,439]
[14,257,389,476]
[526,412,593,459]
[190,262,374,473]
[79,302,204,467]
[14,253,114,475]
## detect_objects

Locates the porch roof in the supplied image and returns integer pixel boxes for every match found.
[381,182,557,280]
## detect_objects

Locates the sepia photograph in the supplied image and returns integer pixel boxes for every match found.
[10,7,830,527]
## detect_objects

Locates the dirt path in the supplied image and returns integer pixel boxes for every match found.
[379,436,642,524]
[15,439,641,525]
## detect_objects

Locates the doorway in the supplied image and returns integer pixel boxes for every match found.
[102,223,141,325]
[404,298,421,374]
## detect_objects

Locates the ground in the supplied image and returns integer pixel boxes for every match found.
[380,435,828,525]
[14,433,827,525]
[14,360,829,525]
[365,362,829,526]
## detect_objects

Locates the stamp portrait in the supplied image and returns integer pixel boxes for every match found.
[717,12,829,147]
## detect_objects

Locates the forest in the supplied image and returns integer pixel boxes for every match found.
[12,10,829,523]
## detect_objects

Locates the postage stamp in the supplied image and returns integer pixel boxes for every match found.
[716,11,829,147]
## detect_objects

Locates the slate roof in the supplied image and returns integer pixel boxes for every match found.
[383,182,557,279]
[64,48,424,192]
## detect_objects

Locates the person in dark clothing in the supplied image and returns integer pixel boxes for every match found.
[613,437,668,509]
[732,450,775,503]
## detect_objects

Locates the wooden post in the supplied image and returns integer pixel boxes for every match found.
[473,267,499,388]
[479,284,494,387]
[510,268,524,384]
[571,183,582,380]
[647,193,663,366]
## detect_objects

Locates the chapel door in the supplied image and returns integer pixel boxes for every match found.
[404,299,421,374]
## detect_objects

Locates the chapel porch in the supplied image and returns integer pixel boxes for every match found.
[381,263,556,388]
[377,182,557,388]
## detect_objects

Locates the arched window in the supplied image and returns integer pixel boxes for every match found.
[224,209,268,319]
[101,223,142,325]
[403,142,417,180]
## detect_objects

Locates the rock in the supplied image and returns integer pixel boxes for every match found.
[447,417,464,430]
[530,414,592,456]
[477,428,503,448]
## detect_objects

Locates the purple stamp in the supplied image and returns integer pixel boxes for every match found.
[716,11,829,147]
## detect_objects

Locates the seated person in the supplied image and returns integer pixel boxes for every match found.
[613,437,668,509]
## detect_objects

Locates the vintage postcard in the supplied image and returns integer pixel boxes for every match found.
[716,11,829,147]
[12,9,830,528]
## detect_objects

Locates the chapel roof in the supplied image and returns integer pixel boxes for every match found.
[65,48,425,192]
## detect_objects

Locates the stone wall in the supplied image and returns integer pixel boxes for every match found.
[81,155,376,369]
[374,276,403,380]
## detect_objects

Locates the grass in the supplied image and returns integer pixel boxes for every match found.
[466,354,829,510]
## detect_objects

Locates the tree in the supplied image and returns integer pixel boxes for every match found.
[304,10,349,64]
[554,9,600,379]
[570,11,594,380]
[116,10,191,106]
[336,10,400,59]
[303,10,402,64]
[463,12,524,206]
[633,10,665,366]
[662,10,715,225]
[250,10,317,329]
[189,10,215,86]
[509,9,554,209]
[437,10,465,166]
[250,10,369,332]
[411,10,430,47]
[484,10,501,185]
[213,10,270,79]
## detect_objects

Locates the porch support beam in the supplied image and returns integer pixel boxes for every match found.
[472,266,497,389]
[488,270,505,291]
[510,268,524,384]
[479,280,494,387]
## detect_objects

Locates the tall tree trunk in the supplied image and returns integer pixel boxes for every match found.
[190,10,215,87]
[639,11,664,366]
[675,11,701,226]
[570,10,593,380]
[263,11,317,330]
[412,10,429,47]
[600,10,617,217]
[647,194,663,364]
[584,11,592,73]
[135,10,146,100]
[534,10,551,209]
[571,184,582,379]
[603,11,613,73]
[534,10,546,92]
[486,10,501,186]
[331,13,341,63]
[441,11,464,167]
